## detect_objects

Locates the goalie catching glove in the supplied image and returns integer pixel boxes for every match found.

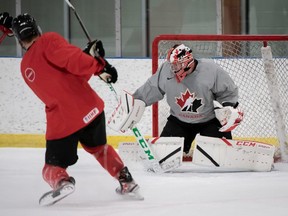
[108,90,145,133]
[214,101,244,132]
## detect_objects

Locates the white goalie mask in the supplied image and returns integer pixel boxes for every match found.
[167,44,194,82]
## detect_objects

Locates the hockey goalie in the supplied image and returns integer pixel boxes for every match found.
[108,90,275,172]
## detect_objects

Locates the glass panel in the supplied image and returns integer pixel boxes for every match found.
[149,0,218,56]
[121,0,143,57]
[249,0,288,34]
[1,0,288,57]
[21,0,64,35]
[69,0,116,57]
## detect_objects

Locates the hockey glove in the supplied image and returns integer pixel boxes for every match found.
[99,60,118,83]
[108,90,145,133]
[83,39,105,58]
[0,12,13,36]
[214,100,244,132]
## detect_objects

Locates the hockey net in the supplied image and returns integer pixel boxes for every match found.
[151,34,288,159]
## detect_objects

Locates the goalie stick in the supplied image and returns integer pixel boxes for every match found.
[64,0,162,173]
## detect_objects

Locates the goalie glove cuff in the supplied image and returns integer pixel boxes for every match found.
[214,100,244,132]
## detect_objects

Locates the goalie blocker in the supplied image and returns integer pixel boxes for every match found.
[107,90,145,133]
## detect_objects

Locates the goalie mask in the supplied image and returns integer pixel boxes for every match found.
[167,44,194,82]
[12,13,41,42]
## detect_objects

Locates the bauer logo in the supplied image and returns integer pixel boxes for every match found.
[83,108,99,123]
[24,68,36,82]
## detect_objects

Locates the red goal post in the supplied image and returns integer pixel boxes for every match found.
[151,34,288,158]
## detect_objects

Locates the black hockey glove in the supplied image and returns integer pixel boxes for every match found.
[0,12,13,29]
[83,39,105,58]
[99,60,118,83]
[0,12,13,37]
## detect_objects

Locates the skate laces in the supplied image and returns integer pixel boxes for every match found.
[117,167,138,194]
[118,167,133,183]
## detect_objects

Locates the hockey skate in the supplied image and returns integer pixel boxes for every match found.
[116,167,144,200]
[39,177,75,206]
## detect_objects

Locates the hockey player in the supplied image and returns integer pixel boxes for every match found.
[1,12,143,205]
[119,44,243,161]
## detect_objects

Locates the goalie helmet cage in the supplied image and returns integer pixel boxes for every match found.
[151,34,288,160]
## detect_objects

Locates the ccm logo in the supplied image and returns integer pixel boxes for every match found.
[236,141,256,147]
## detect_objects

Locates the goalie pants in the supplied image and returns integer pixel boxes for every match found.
[43,111,124,189]
[160,115,232,154]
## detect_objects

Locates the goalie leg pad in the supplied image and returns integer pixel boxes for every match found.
[118,137,184,172]
[192,135,275,172]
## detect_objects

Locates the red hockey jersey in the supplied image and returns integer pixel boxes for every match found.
[20,32,105,140]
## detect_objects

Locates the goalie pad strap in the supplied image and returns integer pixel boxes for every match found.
[159,146,182,164]
[196,145,219,167]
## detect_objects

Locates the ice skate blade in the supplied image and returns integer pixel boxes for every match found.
[117,191,144,201]
[39,183,75,206]
[116,186,144,201]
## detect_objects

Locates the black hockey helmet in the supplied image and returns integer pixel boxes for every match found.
[12,13,40,41]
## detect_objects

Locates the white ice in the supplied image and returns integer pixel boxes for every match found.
[1,148,288,216]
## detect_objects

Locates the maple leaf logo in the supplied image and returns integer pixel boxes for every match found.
[175,89,203,113]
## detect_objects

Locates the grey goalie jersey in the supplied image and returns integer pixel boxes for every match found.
[133,59,239,124]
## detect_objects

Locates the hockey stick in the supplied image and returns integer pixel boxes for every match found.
[65,0,163,173]
[64,0,118,97]
[0,32,7,44]
[0,26,13,44]
[65,0,91,42]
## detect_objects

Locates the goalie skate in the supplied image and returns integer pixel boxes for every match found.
[39,177,75,206]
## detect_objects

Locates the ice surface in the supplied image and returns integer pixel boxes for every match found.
[1,148,288,216]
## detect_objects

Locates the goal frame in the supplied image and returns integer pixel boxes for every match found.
[151,34,288,138]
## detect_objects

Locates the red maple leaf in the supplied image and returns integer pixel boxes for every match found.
[176,90,194,108]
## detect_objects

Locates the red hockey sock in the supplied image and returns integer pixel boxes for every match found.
[82,144,124,178]
[42,164,70,189]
